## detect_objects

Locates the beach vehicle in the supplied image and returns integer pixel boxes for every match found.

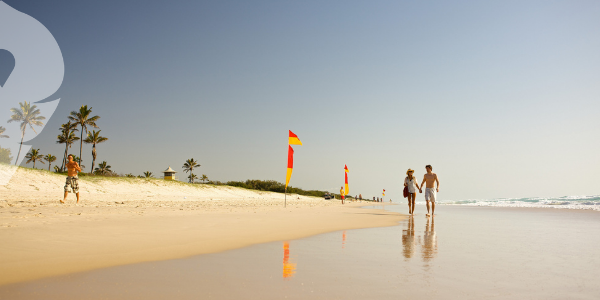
[323,193,334,200]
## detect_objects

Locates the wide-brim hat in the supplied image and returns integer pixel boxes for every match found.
[406,169,414,175]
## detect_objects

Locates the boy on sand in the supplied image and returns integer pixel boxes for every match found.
[419,165,439,217]
[61,154,82,204]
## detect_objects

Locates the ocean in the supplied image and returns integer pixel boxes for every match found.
[435,194,600,210]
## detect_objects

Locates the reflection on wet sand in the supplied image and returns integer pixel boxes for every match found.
[422,217,438,263]
[342,230,347,249]
[401,216,438,262]
[282,241,296,279]
[402,216,416,259]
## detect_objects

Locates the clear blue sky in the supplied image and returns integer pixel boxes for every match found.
[5,0,599,201]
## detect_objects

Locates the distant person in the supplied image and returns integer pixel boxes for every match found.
[61,154,82,204]
[404,169,421,215]
[359,194,362,200]
[340,186,345,204]
[419,165,439,217]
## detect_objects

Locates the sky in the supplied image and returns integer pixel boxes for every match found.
[2,0,599,202]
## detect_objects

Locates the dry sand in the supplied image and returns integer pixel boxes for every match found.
[0,167,403,286]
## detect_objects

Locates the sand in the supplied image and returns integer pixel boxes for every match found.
[3,205,597,300]
[0,167,403,286]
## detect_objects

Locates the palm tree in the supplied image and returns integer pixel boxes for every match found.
[68,105,100,169]
[44,154,57,171]
[0,126,8,139]
[188,174,198,183]
[83,130,108,174]
[125,173,135,178]
[25,148,44,169]
[57,122,78,171]
[7,102,45,165]
[53,165,60,172]
[143,171,153,178]
[0,126,8,155]
[94,161,111,175]
[182,158,200,183]
[201,174,209,183]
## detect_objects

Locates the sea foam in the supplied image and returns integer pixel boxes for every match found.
[429,195,600,211]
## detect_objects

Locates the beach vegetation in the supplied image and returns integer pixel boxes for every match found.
[0,126,8,139]
[43,154,57,171]
[200,174,209,183]
[0,147,12,164]
[94,161,112,175]
[25,148,44,169]
[7,101,45,165]
[226,179,329,197]
[182,158,200,183]
[68,105,100,170]
[83,130,108,174]
[143,171,154,178]
[56,122,79,171]
[188,173,198,182]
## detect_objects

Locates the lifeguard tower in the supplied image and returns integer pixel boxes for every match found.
[162,166,178,180]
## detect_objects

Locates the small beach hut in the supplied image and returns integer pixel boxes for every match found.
[162,166,177,180]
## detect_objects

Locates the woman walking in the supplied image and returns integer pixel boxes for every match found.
[404,169,421,215]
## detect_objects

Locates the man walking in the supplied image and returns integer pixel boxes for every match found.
[61,154,82,204]
[419,165,439,217]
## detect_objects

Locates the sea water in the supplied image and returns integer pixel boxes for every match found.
[435,194,600,211]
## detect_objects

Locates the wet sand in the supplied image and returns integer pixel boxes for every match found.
[2,205,598,299]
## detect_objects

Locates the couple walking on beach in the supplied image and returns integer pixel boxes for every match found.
[404,165,439,216]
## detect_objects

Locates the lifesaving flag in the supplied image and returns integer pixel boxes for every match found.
[289,130,302,145]
[344,165,349,195]
[285,130,302,188]
[285,145,294,188]
[382,189,386,196]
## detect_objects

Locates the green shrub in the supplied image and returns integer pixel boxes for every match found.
[226,179,329,197]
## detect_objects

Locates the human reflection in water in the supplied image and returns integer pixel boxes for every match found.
[401,216,416,259]
[282,241,296,279]
[342,230,347,249]
[422,216,438,263]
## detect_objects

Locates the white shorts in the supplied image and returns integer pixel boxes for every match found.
[425,188,436,203]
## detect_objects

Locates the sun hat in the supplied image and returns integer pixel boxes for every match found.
[406,169,414,175]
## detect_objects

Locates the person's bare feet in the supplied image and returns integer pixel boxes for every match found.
[426,213,431,217]
[60,200,65,204]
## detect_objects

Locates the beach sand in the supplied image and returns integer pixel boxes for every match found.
[2,205,598,300]
[0,167,403,286]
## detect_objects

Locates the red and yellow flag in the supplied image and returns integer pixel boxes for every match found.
[382,189,386,197]
[285,130,302,189]
[285,145,294,188]
[344,165,349,195]
[289,130,302,145]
